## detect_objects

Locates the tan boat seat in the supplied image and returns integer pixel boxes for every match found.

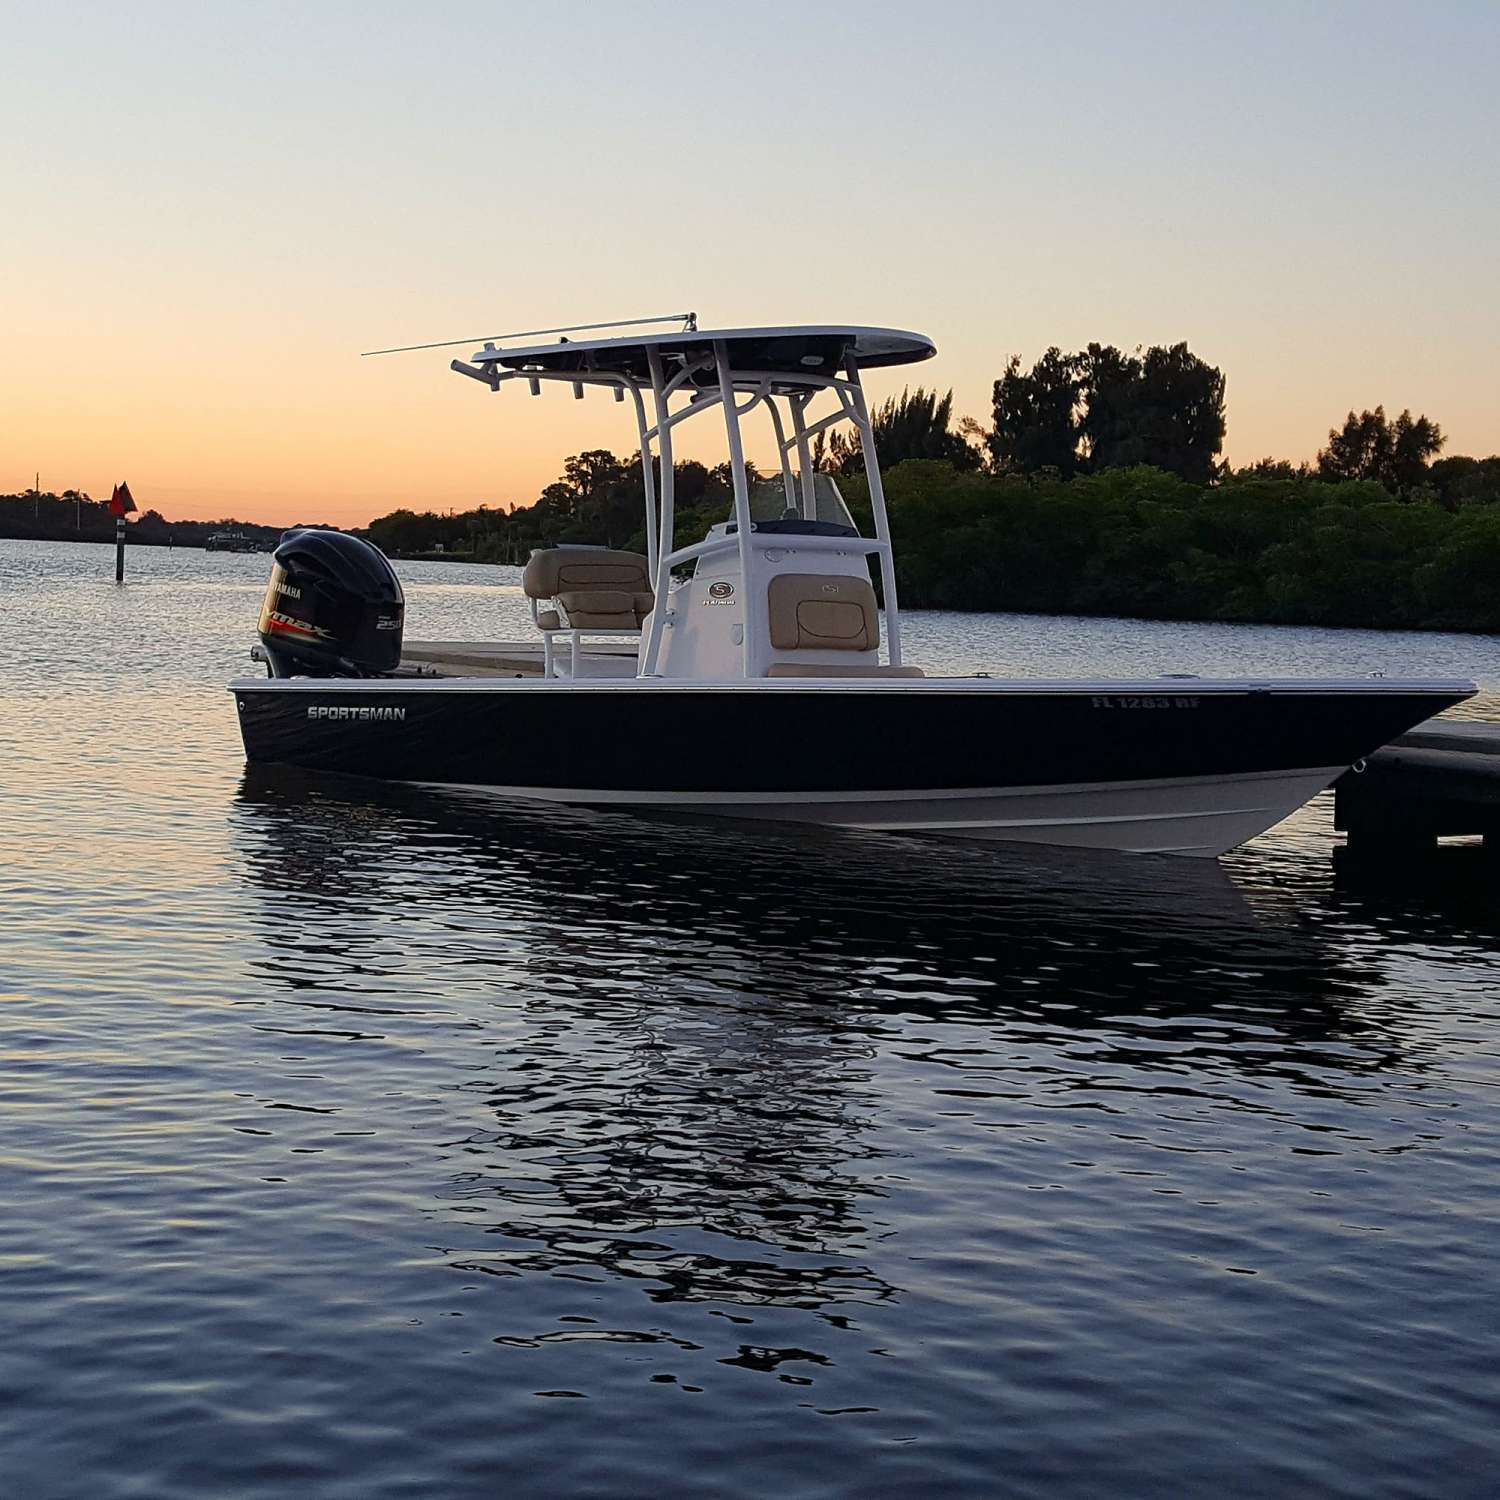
[765,663,926,678]
[767,573,879,652]
[523,547,655,630]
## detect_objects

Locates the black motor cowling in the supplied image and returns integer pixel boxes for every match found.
[258,528,404,678]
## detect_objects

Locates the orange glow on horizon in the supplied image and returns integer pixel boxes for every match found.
[10,332,1498,532]
[5,9,1495,529]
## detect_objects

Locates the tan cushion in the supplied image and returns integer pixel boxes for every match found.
[766,663,925,677]
[557,589,635,616]
[767,574,879,651]
[554,591,637,630]
[536,608,561,631]
[632,591,656,619]
[563,610,639,630]
[523,547,651,599]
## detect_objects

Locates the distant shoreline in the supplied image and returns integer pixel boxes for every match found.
[6,524,1495,640]
[1,528,207,550]
[369,547,1499,638]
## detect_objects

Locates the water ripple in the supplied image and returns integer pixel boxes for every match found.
[3,540,1499,1498]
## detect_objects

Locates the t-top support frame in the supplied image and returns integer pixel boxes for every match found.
[451,342,904,679]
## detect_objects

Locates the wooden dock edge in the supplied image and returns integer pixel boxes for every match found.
[1334,719,1500,854]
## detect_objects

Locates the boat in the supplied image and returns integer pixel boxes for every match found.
[205,529,260,553]
[228,318,1475,856]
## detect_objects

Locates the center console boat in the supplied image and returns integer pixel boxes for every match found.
[230,319,1474,856]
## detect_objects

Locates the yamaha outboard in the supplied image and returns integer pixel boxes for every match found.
[257,528,404,677]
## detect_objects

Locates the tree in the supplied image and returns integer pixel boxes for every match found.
[1317,406,1444,495]
[1235,458,1310,480]
[826,386,981,474]
[989,348,1083,477]
[536,481,578,518]
[1429,454,1500,509]
[956,415,989,457]
[673,460,711,508]
[560,450,639,544]
[1078,342,1226,484]
[989,342,1225,483]
[1074,344,1142,470]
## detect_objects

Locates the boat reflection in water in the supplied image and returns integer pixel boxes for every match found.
[230,766,1424,1318]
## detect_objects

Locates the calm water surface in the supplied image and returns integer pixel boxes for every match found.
[3,539,1499,1499]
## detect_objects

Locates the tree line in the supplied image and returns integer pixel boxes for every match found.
[836,461,1500,632]
[361,343,1499,630]
[367,453,771,563]
[14,341,1498,631]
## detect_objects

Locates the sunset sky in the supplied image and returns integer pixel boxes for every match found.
[4,2,1497,527]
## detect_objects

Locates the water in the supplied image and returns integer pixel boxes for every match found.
[4,537,1499,1499]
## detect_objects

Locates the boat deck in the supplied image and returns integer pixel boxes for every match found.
[400,639,639,679]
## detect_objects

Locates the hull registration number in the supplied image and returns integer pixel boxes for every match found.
[1090,695,1201,710]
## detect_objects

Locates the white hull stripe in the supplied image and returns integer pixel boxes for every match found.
[411,765,1345,807]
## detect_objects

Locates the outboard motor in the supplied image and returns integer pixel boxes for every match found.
[257,528,404,677]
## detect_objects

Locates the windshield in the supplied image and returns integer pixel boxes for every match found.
[747,473,859,534]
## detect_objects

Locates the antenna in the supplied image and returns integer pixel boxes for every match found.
[362,311,698,358]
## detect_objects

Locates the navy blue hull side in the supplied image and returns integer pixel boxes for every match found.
[233,685,1468,794]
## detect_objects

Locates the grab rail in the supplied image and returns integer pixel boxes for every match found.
[662,531,882,571]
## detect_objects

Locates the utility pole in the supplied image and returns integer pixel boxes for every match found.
[34,471,39,519]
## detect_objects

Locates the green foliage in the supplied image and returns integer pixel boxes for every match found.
[364,451,762,564]
[1428,454,1500,510]
[360,429,1500,633]
[825,386,981,474]
[989,342,1226,484]
[1413,507,1500,626]
[1233,458,1311,480]
[18,340,1492,640]
[850,461,1500,632]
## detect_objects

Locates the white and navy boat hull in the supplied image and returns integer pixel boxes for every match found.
[230,677,1473,857]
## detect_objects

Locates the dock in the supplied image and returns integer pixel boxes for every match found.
[1335,719,1500,852]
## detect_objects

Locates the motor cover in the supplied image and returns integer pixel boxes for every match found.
[258,528,404,677]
